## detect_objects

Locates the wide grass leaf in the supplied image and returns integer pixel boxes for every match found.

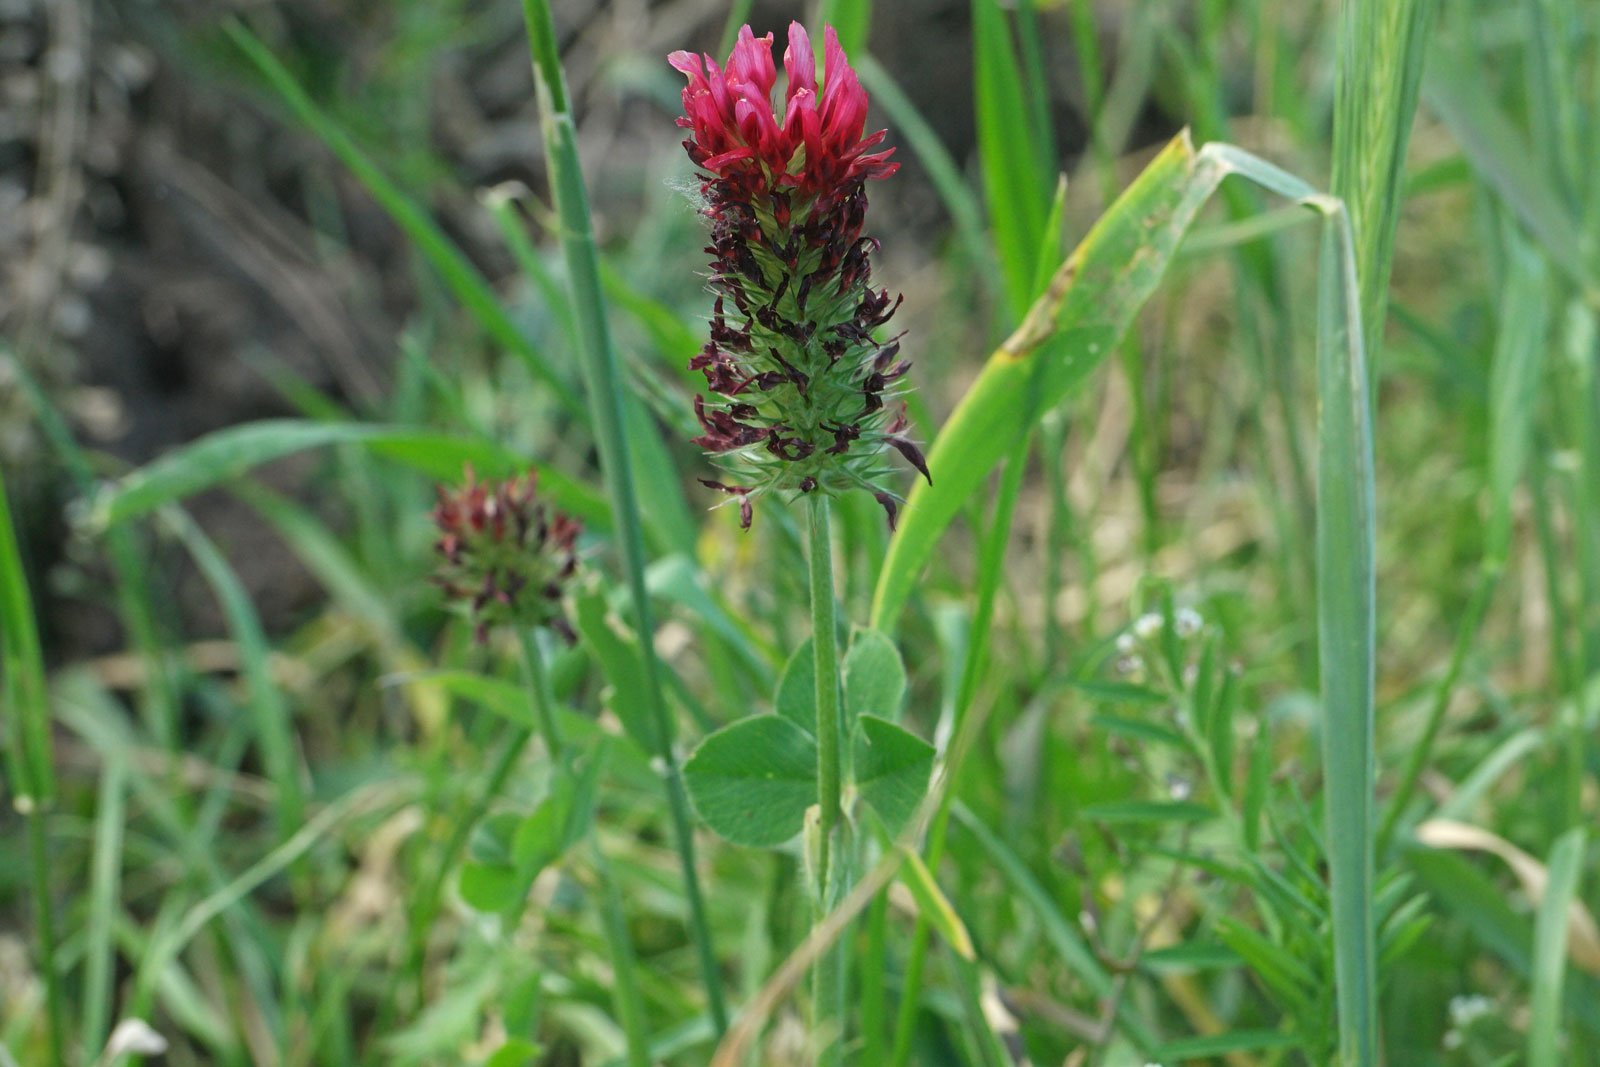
[88,420,609,531]
[870,132,1228,630]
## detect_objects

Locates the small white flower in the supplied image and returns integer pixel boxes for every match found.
[1167,775,1193,801]
[1116,654,1145,677]
[1448,993,1492,1028]
[1133,612,1163,641]
[1115,631,1138,655]
[1175,606,1203,637]
[104,1019,168,1059]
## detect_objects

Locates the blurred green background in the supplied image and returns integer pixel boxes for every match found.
[2,0,1598,1064]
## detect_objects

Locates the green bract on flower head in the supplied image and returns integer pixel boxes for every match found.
[670,22,929,530]
[431,467,579,643]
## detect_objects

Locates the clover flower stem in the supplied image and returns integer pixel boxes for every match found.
[516,627,565,760]
[520,0,728,1034]
[808,493,848,1065]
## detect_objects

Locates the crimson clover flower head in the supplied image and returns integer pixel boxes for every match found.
[670,24,898,203]
[670,23,927,530]
[432,466,580,643]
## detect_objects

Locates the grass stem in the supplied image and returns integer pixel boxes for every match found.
[518,0,727,1034]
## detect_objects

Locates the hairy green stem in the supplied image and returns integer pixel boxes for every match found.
[808,493,847,1065]
[519,0,727,1035]
[811,495,843,885]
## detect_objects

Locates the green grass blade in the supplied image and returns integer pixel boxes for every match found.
[895,846,974,961]
[223,21,583,415]
[1486,240,1552,563]
[134,780,412,1009]
[870,132,1225,631]
[816,0,872,55]
[87,420,609,533]
[5,350,184,747]
[1313,206,1379,1067]
[972,0,1051,319]
[1330,0,1436,357]
[0,482,55,809]
[592,835,653,1067]
[0,469,65,1066]
[1530,828,1587,1067]
[161,507,306,838]
[1155,1030,1301,1059]
[1434,729,1545,824]
[870,136,1378,1064]
[1377,233,1548,850]
[81,755,128,1059]
[521,0,726,1033]
[1524,0,1582,207]
[950,803,1160,1051]
[1406,844,1600,1042]
[1425,41,1600,303]
[1012,0,1056,168]
[717,0,756,56]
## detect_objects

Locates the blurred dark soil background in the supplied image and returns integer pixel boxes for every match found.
[1,0,1180,660]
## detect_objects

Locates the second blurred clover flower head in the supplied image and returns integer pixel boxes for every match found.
[432,466,580,643]
[670,22,929,529]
